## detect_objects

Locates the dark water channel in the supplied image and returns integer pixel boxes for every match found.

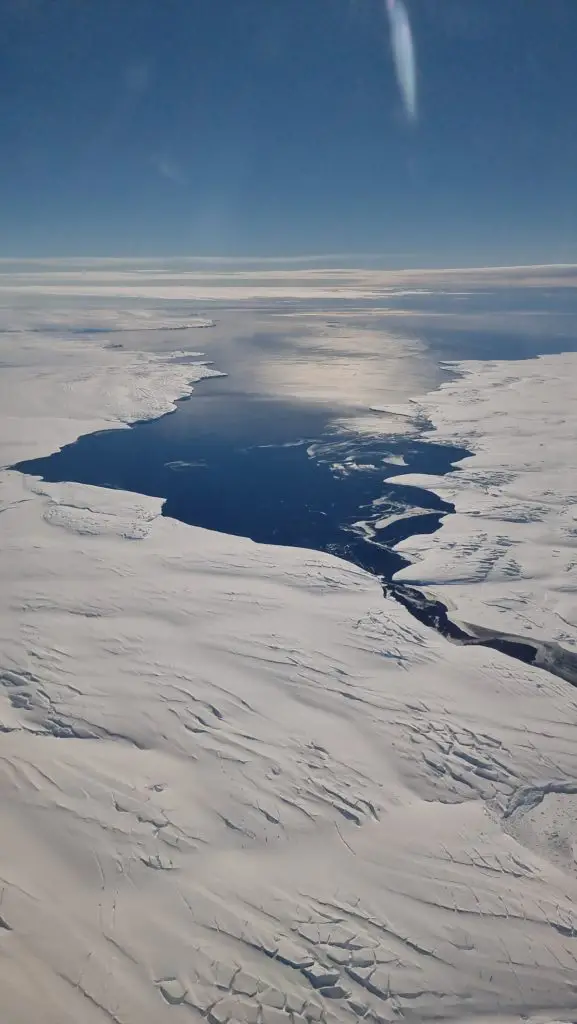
[16,379,463,579]
[14,375,577,687]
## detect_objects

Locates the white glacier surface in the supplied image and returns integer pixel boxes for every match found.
[0,267,577,1023]
[393,354,577,653]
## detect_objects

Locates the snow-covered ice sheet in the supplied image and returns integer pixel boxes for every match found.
[393,353,577,653]
[0,310,221,468]
[3,468,577,1024]
[1,276,577,1022]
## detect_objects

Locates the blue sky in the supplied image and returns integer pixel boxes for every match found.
[1,0,576,263]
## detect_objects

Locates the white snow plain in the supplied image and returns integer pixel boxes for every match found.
[1,268,577,1023]
[393,354,577,653]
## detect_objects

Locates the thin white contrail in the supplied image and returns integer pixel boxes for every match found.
[386,0,417,121]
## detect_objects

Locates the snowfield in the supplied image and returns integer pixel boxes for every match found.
[1,266,577,1023]
[393,354,577,653]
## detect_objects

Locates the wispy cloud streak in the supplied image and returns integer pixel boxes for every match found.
[386,0,417,120]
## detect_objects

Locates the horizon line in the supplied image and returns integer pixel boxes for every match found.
[0,256,576,275]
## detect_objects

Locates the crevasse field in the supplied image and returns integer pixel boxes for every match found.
[1,260,577,1024]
